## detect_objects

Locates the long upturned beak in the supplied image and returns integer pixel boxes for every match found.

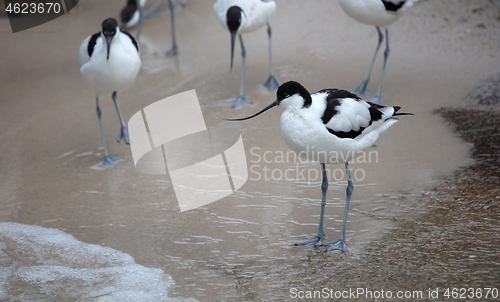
[105,35,113,61]
[227,100,279,121]
[229,29,237,71]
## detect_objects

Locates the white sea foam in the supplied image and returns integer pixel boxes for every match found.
[0,222,196,301]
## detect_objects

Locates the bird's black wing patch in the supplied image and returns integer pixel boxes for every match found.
[326,127,364,139]
[367,102,383,123]
[325,101,386,139]
[122,31,139,52]
[318,88,361,101]
[317,89,361,124]
[87,32,101,57]
[121,0,137,24]
[381,0,405,12]
[321,98,341,124]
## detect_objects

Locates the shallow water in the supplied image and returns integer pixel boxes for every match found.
[1,0,499,300]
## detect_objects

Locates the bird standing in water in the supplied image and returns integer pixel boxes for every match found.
[214,0,280,107]
[79,18,141,166]
[338,0,418,104]
[228,81,412,251]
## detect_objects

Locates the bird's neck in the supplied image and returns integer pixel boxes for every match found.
[280,94,310,111]
[108,32,122,46]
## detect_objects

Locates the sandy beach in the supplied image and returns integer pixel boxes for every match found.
[1,0,499,300]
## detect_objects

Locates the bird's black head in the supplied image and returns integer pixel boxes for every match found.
[226,81,312,122]
[226,6,243,32]
[276,81,312,108]
[101,18,118,61]
[226,6,244,71]
[102,18,118,38]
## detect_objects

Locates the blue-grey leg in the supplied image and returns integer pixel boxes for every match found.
[135,0,144,42]
[322,162,353,252]
[145,0,187,18]
[294,163,328,247]
[173,0,188,14]
[144,0,165,17]
[165,0,177,57]
[370,28,390,105]
[112,92,130,144]
[96,97,122,166]
[229,35,252,108]
[354,26,383,96]
[263,22,279,91]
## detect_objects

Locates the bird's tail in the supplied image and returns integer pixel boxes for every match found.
[402,0,419,12]
[387,0,419,13]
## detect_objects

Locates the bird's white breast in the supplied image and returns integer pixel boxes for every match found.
[280,108,359,164]
[80,33,141,95]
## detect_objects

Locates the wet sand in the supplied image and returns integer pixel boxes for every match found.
[1,0,499,300]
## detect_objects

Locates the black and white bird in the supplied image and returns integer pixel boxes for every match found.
[338,0,417,104]
[120,0,186,56]
[228,81,411,251]
[120,0,147,33]
[79,18,141,166]
[214,0,280,107]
